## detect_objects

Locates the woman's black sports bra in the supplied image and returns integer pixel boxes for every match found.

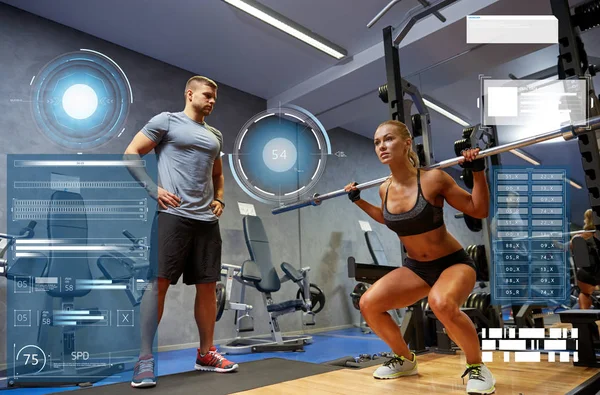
[383,169,445,237]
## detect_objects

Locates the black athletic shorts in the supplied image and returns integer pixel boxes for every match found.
[403,249,477,287]
[149,212,222,285]
[576,267,600,286]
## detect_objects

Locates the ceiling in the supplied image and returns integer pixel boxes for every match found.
[2,0,599,223]
[4,0,594,135]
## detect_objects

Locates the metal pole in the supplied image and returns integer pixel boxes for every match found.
[417,0,446,22]
[383,26,405,123]
[367,0,401,28]
[393,0,458,46]
[272,116,600,215]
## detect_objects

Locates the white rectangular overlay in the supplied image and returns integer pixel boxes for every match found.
[467,15,557,44]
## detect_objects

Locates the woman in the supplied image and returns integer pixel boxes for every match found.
[345,120,495,395]
[570,209,600,309]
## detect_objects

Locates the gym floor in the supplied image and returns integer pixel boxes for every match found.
[2,324,599,394]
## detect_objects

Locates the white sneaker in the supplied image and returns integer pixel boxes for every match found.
[373,352,418,379]
[463,363,496,394]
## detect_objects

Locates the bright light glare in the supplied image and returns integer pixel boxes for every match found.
[62,84,98,120]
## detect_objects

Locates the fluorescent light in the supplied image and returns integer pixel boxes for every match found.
[509,149,582,189]
[509,149,540,165]
[568,179,582,189]
[223,0,347,59]
[422,98,470,127]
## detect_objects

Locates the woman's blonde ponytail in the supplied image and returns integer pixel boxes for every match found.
[584,209,596,231]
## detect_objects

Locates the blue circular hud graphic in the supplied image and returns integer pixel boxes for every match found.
[30,49,133,150]
[230,105,332,205]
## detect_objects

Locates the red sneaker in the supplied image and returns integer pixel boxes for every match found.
[194,346,238,373]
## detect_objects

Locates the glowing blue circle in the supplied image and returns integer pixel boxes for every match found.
[62,84,98,119]
[262,138,297,172]
[231,106,331,205]
[31,50,132,150]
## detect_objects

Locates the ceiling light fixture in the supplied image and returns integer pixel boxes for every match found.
[567,178,582,189]
[508,149,582,189]
[223,0,347,60]
[509,149,540,165]
[422,98,470,127]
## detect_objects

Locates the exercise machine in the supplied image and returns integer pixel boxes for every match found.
[349,231,402,334]
[219,215,322,354]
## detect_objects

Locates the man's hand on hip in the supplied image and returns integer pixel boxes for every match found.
[210,200,224,217]
[157,187,181,210]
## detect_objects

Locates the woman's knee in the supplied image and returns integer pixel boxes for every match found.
[428,293,460,319]
[359,290,383,315]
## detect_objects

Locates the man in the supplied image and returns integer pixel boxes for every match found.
[125,76,238,388]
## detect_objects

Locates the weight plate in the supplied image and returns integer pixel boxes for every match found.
[473,293,481,309]
[478,245,489,281]
[471,293,479,310]
[308,283,326,314]
[473,248,480,275]
[477,293,485,311]
[216,282,226,322]
[462,168,474,189]
[481,293,491,315]
[467,293,477,308]
[464,215,483,232]
[350,282,368,310]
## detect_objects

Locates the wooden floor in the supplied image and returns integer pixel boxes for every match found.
[234,351,598,395]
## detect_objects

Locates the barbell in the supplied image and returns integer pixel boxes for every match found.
[272,115,600,215]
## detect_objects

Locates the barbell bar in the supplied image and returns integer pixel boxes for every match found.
[272,115,600,215]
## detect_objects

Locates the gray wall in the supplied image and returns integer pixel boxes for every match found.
[0,2,486,368]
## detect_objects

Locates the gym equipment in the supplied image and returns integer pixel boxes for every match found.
[461,168,474,189]
[558,310,600,367]
[220,215,318,354]
[348,257,428,354]
[214,262,255,327]
[350,283,368,311]
[296,283,326,314]
[464,244,489,282]
[463,214,483,232]
[367,0,448,28]
[271,115,600,215]
[326,351,392,369]
[349,231,403,334]
[0,221,41,278]
[453,126,485,232]
[550,0,600,249]
[96,230,151,307]
[216,282,226,321]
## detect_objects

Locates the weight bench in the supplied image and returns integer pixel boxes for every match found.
[220,215,315,355]
[558,310,600,367]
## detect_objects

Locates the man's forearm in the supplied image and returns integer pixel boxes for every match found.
[213,174,224,200]
[123,152,159,199]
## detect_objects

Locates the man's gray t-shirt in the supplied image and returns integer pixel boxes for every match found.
[142,111,222,222]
